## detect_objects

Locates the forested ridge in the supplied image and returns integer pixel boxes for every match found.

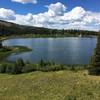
[0,20,98,36]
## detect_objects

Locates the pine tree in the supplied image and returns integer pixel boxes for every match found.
[0,40,2,48]
[89,35,100,75]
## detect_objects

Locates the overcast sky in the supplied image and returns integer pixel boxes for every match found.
[0,0,100,31]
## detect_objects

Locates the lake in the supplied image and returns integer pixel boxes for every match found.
[3,37,97,65]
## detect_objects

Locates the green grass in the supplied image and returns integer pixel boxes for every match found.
[0,36,99,100]
[0,70,100,100]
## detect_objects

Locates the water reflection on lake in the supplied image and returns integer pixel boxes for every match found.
[3,37,97,64]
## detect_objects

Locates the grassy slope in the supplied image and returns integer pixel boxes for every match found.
[0,70,100,100]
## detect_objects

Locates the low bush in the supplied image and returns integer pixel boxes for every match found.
[64,95,76,100]
[0,59,87,74]
[0,63,7,73]
[22,64,36,73]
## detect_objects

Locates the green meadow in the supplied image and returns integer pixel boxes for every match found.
[0,70,100,100]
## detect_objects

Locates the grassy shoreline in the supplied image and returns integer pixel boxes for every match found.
[0,46,32,62]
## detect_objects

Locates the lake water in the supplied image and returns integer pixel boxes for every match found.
[3,37,97,64]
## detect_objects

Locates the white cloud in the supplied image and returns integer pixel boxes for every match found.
[0,8,15,20]
[67,7,86,20]
[0,2,100,31]
[14,13,34,26]
[46,2,66,17]
[11,0,37,4]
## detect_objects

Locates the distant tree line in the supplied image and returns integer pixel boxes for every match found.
[0,20,98,36]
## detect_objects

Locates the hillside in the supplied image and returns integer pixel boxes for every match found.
[0,20,52,36]
[0,20,98,36]
[0,70,100,100]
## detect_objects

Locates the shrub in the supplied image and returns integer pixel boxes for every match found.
[6,65,13,74]
[41,64,65,72]
[88,67,100,75]
[89,36,100,75]
[0,64,7,73]
[22,64,36,73]
[64,95,76,100]
[39,59,46,67]
[5,59,25,74]
[10,64,22,74]
[15,58,25,67]
[5,63,23,74]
